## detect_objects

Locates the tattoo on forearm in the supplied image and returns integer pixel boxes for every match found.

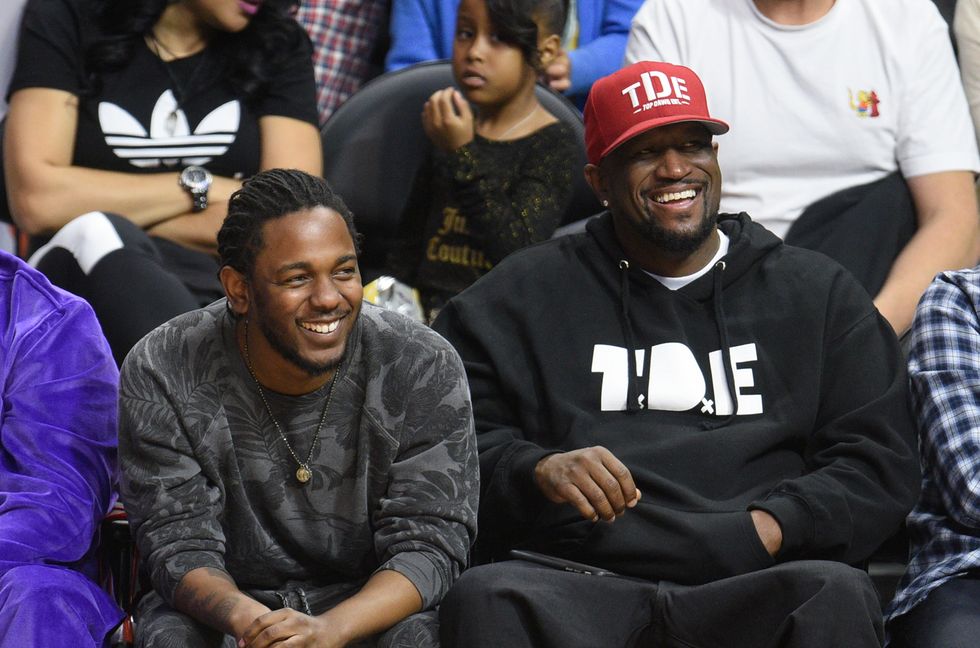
[175,568,241,631]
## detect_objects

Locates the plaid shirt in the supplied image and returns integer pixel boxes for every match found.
[886,267,980,623]
[296,0,388,126]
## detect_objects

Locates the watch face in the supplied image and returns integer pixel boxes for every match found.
[181,166,211,192]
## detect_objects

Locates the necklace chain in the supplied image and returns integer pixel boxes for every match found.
[147,30,205,60]
[145,32,208,136]
[496,104,540,139]
[241,319,338,484]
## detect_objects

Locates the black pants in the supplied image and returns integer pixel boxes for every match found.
[887,573,980,648]
[28,211,222,365]
[440,559,883,648]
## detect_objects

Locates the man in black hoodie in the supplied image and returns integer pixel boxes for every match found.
[434,60,921,648]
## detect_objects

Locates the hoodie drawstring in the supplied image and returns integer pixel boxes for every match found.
[618,260,643,412]
[617,258,737,425]
[704,260,738,429]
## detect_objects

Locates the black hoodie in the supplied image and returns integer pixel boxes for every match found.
[434,212,920,586]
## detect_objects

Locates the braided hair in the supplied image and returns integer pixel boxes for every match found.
[217,168,360,278]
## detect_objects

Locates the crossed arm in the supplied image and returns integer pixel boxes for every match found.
[4,87,321,252]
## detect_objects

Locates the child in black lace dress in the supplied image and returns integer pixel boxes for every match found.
[389,0,577,319]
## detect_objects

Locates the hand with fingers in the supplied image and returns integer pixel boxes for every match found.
[534,446,642,522]
[544,51,572,93]
[422,87,475,152]
[238,608,341,648]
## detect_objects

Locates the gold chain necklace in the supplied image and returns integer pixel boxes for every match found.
[241,319,337,484]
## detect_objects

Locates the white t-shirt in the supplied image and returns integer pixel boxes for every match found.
[645,230,730,290]
[626,0,980,238]
[955,0,980,152]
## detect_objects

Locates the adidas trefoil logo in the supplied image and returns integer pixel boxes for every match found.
[99,90,240,168]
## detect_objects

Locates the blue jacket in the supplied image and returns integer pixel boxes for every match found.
[384,0,643,101]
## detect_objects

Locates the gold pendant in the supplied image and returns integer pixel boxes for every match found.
[296,465,312,483]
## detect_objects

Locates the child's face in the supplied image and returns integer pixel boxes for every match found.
[452,0,536,108]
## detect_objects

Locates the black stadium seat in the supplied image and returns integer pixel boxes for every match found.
[319,60,600,281]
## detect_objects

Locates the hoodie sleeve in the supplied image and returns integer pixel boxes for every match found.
[433,299,556,559]
[748,271,920,565]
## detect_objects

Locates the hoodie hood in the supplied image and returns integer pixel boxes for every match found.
[585,211,782,301]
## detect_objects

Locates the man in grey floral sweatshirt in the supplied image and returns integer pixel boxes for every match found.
[118,169,478,648]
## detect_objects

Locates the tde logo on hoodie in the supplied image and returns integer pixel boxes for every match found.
[621,71,692,114]
[592,342,764,415]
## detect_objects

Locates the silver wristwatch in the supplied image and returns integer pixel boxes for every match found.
[178,165,213,212]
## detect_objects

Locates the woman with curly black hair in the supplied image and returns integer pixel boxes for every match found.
[4,0,321,363]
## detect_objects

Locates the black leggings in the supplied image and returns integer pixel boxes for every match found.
[29,211,222,365]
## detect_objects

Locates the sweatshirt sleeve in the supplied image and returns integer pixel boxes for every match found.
[433,299,556,560]
[371,335,479,609]
[0,298,118,575]
[442,125,577,264]
[384,0,453,71]
[748,272,920,565]
[567,0,644,97]
[118,341,229,606]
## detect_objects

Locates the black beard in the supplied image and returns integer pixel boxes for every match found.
[633,206,719,256]
[250,284,351,377]
[257,316,343,377]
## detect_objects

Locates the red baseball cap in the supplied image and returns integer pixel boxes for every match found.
[584,61,729,165]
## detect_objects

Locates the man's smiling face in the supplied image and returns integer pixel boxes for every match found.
[243,206,362,391]
[600,121,721,258]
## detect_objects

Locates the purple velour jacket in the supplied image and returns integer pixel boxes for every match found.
[0,249,122,646]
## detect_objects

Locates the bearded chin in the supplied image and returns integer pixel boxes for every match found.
[636,208,719,255]
[256,313,344,377]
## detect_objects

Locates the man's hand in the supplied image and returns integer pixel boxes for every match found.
[239,608,341,648]
[544,51,572,93]
[534,447,641,522]
[422,87,474,152]
[750,509,783,557]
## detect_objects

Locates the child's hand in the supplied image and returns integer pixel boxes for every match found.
[545,51,572,93]
[422,88,475,152]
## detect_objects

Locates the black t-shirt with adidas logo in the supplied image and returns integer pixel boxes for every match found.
[10,0,318,179]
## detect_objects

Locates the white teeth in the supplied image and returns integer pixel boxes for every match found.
[653,189,697,203]
[302,320,340,334]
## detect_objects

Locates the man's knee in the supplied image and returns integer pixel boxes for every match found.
[0,565,120,648]
[0,564,87,606]
[784,560,878,602]
[441,563,511,616]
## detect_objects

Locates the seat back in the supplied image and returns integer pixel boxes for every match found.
[320,60,599,279]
